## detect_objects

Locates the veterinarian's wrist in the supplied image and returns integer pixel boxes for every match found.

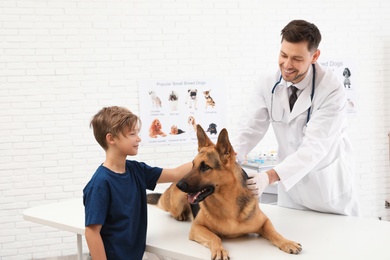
[265,169,279,184]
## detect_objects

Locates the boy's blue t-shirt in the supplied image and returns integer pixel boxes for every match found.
[83,160,162,260]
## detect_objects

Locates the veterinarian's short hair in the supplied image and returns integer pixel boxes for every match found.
[281,20,322,52]
[90,106,141,150]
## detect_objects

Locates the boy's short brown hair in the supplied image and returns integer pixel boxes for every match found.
[90,106,141,150]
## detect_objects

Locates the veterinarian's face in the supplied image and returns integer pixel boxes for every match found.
[114,127,141,156]
[278,40,320,84]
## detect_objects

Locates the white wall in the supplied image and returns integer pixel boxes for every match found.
[1,0,389,259]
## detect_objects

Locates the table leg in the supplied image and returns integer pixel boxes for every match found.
[77,234,83,260]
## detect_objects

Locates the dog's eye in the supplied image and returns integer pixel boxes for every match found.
[200,162,211,172]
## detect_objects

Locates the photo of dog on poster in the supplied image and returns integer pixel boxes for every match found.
[168,91,179,111]
[185,89,198,110]
[149,91,162,108]
[203,90,216,109]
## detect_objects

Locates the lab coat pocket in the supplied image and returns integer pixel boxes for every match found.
[314,155,352,203]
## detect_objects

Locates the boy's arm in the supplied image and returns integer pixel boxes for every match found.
[85,224,107,260]
[158,162,192,183]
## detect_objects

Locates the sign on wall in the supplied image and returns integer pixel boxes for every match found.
[138,79,226,145]
[320,59,358,115]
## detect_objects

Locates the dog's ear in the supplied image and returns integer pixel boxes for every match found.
[216,128,235,163]
[196,124,213,151]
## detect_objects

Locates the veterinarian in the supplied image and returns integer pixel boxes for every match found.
[83,106,192,260]
[233,20,360,216]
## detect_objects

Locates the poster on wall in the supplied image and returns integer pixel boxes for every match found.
[320,59,358,115]
[138,79,226,145]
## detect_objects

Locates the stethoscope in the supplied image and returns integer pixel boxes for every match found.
[270,64,316,123]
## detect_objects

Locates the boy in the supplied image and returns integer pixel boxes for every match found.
[83,106,192,260]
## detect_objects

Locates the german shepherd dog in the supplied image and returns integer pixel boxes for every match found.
[148,125,302,259]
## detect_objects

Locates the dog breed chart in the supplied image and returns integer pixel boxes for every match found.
[320,59,358,114]
[139,79,226,145]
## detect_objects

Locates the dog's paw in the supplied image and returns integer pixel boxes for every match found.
[211,248,230,260]
[173,213,190,222]
[279,241,302,254]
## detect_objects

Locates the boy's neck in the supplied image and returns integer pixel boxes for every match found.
[103,152,127,174]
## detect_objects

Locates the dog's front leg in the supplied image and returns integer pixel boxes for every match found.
[259,218,302,254]
[189,224,229,260]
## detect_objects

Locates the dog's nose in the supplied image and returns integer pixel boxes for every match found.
[176,180,188,192]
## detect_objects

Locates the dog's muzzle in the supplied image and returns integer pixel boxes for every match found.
[176,181,214,204]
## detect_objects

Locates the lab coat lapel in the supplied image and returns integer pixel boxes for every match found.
[273,83,290,119]
[288,86,311,123]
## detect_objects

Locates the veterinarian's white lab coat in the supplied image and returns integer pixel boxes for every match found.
[234,63,360,216]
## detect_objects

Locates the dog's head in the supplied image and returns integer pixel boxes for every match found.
[207,123,217,131]
[170,125,178,134]
[151,119,161,129]
[176,125,240,204]
[169,91,178,101]
[188,116,195,125]
[203,90,210,96]
[188,89,197,99]
[343,68,351,77]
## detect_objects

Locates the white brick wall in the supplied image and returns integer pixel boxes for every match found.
[1,0,389,258]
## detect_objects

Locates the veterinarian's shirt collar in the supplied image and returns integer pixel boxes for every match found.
[286,64,313,91]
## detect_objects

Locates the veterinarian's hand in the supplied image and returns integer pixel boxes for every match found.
[246,171,269,198]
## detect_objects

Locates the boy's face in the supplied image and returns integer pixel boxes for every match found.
[114,127,141,156]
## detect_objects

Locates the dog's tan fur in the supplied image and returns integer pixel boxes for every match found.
[148,125,302,259]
